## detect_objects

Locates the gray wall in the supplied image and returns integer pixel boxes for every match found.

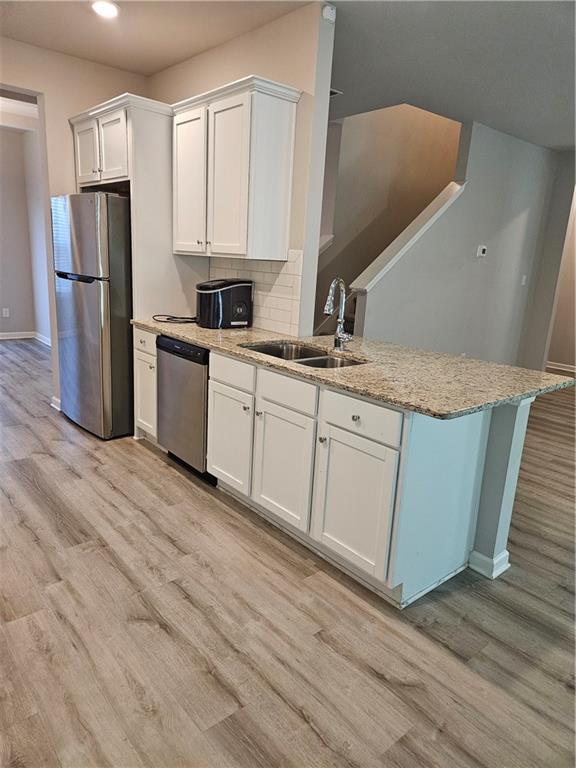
[518,151,575,369]
[548,195,575,370]
[315,104,460,329]
[357,122,565,366]
[23,129,51,344]
[0,126,36,335]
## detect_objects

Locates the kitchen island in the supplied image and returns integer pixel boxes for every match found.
[132,319,574,606]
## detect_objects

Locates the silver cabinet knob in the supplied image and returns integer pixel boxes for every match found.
[255,410,262,416]
[242,405,250,412]
[139,339,146,345]
[148,364,155,371]
[318,436,327,443]
[351,414,360,422]
[196,240,203,245]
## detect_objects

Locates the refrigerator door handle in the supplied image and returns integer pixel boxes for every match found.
[55,271,96,283]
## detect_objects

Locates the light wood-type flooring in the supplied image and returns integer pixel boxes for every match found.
[0,339,574,768]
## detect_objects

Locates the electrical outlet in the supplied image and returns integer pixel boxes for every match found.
[521,274,528,286]
[476,245,488,259]
[2,308,9,318]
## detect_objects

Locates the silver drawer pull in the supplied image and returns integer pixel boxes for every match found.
[255,410,262,416]
[196,240,203,245]
[139,339,146,345]
[351,414,360,422]
[148,364,155,371]
[318,436,327,443]
[242,405,250,412]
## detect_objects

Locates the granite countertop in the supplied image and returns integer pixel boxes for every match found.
[132,319,575,419]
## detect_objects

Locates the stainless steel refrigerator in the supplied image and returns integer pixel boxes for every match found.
[51,192,133,439]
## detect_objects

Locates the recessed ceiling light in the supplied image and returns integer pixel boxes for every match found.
[92,1,119,19]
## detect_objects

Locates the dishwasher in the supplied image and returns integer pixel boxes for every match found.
[157,335,210,474]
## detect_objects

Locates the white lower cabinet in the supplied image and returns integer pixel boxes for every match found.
[251,398,316,531]
[134,350,157,437]
[311,424,399,580]
[206,360,401,588]
[207,380,254,495]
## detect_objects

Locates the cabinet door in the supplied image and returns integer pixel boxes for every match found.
[74,118,100,185]
[311,424,398,580]
[134,351,157,437]
[207,93,251,256]
[173,107,207,253]
[252,399,316,531]
[207,380,253,495]
[99,108,128,180]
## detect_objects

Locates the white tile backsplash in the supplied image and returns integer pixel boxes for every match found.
[209,250,303,336]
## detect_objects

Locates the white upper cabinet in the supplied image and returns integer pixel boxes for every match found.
[72,107,129,186]
[207,92,251,256]
[172,76,300,261]
[99,108,129,180]
[173,106,207,254]
[73,119,100,185]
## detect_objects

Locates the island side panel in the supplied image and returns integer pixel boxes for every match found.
[387,409,490,605]
[469,397,534,578]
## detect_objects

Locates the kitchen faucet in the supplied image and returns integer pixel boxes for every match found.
[324,277,353,350]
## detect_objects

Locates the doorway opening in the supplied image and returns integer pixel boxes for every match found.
[0,85,57,401]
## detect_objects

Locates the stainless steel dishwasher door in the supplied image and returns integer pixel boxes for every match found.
[157,338,209,472]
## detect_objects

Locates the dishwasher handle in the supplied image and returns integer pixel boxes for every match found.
[156,335,209,364]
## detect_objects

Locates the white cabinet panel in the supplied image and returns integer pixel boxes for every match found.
[74,119,100,185]
[173,107,207,253]
[311,425,398,580]
[207,380,254,495]
[134,350,157,437]
[133,328,157,355]
[322,390,403,448]
[258,368,317,416]
[207,93,251,256]
[252,399,316,531]
[99,108,128,180]
[209,352,255,393]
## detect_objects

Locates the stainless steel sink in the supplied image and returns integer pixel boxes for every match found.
[297,356,366,369]
[241,342,328,360]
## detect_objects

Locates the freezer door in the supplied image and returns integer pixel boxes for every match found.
[55,274,112,438]
[51,193,109,278]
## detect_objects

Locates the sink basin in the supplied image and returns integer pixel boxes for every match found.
[297,356,366,369]
[241,342,328,360]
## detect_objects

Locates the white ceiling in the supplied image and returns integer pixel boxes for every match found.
[0,1,302,76]
[330,1,575,150]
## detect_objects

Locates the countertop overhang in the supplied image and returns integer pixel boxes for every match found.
[132,319,575,420]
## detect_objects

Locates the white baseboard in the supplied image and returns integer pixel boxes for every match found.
[0,331,51,347]
[50,396,61,411]
[468,549,510,579]
[0,331,36,340]
[546,361,575,376]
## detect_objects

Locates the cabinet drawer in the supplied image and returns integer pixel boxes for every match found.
[133,328,157,356]
[321,390,402,448]
[210,353,255,393]
[258,368,317,416]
